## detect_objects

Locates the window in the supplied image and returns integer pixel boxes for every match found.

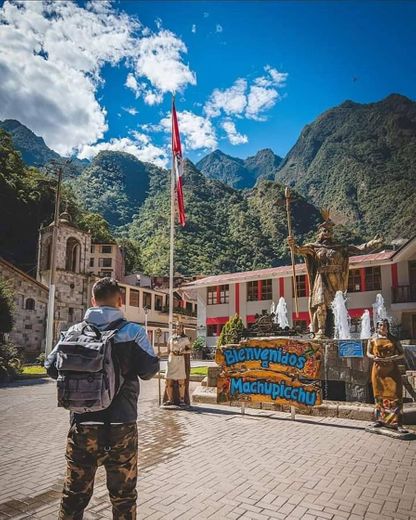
[65,238,81,273]
[99,270,112,278]
[348,269,361,293]
[219,285,229,304]
[101,245,112,253]
[68,307,74,321]
[25,298,35,311]
[143,292,152,309]
[247,281,258,301]
[365,266,381,291]
[129,289,140,307]
[293,275,307,297]
[90,245,95,253]
[25,324,32,330]
[207,324,217,336]
[261,279,273,301]
[186,302,193,313]
[99,258,112,267]
[89,258,94,268]
[119,287,126,305]
[207,287,216,305]
[155,295,163,311]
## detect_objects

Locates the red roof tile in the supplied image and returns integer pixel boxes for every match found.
[183,250,395,289]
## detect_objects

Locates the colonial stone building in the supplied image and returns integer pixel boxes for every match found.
[37,212,94,339]
[0,258,48,360]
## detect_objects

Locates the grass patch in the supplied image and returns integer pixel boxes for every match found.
[190,366,208,376]
[21,365,46,376]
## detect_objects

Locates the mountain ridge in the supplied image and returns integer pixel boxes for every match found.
[196,148,282,189]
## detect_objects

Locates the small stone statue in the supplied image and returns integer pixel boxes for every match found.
[163,323,192,407]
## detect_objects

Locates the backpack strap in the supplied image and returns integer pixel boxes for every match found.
[103,318,127,332]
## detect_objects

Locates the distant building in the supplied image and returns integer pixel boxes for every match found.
[89,243,125,280]
[184,237,416,347]
[0,258,48,360]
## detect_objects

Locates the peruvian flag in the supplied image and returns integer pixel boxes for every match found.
[171,98,186,227]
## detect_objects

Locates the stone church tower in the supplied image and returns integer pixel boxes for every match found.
[37,212,93,338]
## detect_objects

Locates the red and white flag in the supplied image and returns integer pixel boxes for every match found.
[171,98,186,227]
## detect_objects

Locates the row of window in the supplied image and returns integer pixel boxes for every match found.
[91,245,113,254]
[206,267,383,304]
[89,258,113,268]
[123,288,161,310]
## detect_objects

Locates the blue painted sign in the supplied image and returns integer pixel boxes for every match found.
[338,340,364,358]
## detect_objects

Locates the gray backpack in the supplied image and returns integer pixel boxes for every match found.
[55,319,125,413]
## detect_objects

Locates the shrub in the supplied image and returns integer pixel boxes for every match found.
[192,337,205,352]
[217,314,244,347]
[0,342,23,382]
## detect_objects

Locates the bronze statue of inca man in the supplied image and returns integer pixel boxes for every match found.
[288,215,382,338]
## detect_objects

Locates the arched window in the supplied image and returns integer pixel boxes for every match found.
[65,238,81,273]
[25,298,35,311]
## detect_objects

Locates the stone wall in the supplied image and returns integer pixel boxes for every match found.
[0,259,48,360]
[320,341,371,402]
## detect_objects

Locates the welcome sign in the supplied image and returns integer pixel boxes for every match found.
[217,338,322,409]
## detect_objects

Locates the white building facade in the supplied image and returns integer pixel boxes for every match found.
[185,238,416,347]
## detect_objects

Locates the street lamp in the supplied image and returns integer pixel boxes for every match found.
[144,305,150,334]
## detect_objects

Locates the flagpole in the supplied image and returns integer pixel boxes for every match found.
[169,96,175,339]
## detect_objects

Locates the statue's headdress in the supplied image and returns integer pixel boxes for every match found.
[318,208,335,230]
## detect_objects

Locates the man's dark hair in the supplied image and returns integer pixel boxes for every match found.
[92,277,121,302]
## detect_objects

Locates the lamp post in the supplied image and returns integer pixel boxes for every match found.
[155,328,162,406]
[144,305,150,334]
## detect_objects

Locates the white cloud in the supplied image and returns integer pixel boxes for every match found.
[160,110,217,151]
[246,86,278,121]
[77,133,168,168]
[0,1,196,154]
[216,24,223,33]
[191,24,196,33]
[122,106,138,116]
[221,120,248,145]
[204,66,287,121]
[131,29,196,99]
[204,78,247,118]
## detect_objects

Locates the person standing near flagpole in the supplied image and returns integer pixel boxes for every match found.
[163,96,191,408]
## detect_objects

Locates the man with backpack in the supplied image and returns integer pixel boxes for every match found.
[45,277,160,520]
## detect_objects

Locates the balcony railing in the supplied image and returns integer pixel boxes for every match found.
[392,285,416,304]
[161,306,197,317]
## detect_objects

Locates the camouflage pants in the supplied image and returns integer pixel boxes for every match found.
[59,423,138,520]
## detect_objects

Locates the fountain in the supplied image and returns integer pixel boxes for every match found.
[372,293,387,329]
[360,310,372,339]
[270,301,275,320]
[275,297,289,329]
[331,291,351,339]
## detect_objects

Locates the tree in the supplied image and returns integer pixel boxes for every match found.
[0,279,14,335]
[217,314,244,346]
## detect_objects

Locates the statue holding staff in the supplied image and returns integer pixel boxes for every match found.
[287,207,382,338]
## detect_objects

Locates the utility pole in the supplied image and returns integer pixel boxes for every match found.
[45,165,63,356]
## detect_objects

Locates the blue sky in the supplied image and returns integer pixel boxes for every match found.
[1,0,415,166]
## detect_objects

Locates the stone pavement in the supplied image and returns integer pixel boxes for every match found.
[0,379,415,520]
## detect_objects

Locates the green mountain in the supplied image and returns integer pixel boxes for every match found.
[69,151,159,228]
[0,119,60,167]
[0,128,113,272]
[196,148,282,189]
[276,94,416,240]
[128,160,321,276]
[0,119,88,176]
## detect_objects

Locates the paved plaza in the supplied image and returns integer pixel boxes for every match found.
[0,379,415,520]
